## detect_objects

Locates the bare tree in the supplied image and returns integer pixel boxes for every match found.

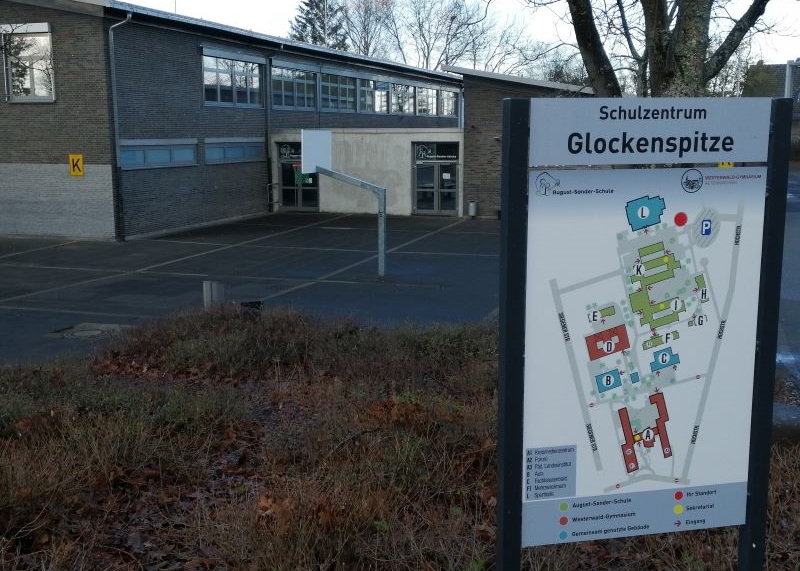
[462,16,555,76]
[333,0,582,79]
[384,0,493,70]
[705,33,757,96]
[525,0,775,96]
[342,0,395,57]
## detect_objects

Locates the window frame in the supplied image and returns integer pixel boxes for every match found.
[416,87,438,116]
[119,139,199,170]
[1,23,55,103]
[320,72,356,112]
[202,47,264,108]
[391,83,415,115]
[271,66,317,110]
[358,79,390,114]
[205,137,266,164]
[268,60,460,118]
[439,90,459,117]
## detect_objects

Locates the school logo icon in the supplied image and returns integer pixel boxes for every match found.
[681,169,703,193]
[535,172,560,196]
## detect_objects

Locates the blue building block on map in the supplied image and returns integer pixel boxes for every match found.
[595,369,623,393]
[630,372,640,384]
[650,348,680,372]
[626,195,666,231]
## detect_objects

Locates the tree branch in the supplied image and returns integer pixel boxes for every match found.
[704,0,769,83]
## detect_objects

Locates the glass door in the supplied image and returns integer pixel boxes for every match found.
[415,163,458,214]
[280,161,319,210]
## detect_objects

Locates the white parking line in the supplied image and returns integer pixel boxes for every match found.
[258,219,469,301]
[0,215,352,305]
[0,240,81,259]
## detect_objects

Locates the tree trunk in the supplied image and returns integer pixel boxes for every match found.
[566,0,622,96]
[658,0,712,96]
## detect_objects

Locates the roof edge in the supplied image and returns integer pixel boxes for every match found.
[100,1,461,83]
[442,65,593,95]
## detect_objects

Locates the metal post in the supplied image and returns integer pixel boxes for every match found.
[377,188,386,277]
[497,98,531,571]
[317,166,386,277]
[203,280,225,310]
[737,98,792,570]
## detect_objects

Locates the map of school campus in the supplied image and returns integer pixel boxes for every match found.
[549,192,746,492]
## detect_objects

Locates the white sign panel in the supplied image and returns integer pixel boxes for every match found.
[530,98,772,166]
[301,129,332,174]
[521,99,769,547]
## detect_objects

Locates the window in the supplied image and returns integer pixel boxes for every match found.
[1,23,54,102]
[321,73,356,111]
[272,66,316,109]
[440,91,458,116]
[203,55,262,107]
[206,139,265,164]
[417,87,437,115]
[119,140,198,169]
[358,79,389,113]
[391,83,415,114]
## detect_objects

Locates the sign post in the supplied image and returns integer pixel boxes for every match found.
[498,97,792,568]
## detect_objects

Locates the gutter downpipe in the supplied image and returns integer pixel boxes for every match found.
[109,12,132,241]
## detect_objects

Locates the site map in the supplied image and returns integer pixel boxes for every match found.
[521,167,767,546]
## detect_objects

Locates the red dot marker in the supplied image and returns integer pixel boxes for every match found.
[675,491,684,500]
[560,516,569,526]
[674,212,688,227]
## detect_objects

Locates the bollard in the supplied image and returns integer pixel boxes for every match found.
[202,280,225,310]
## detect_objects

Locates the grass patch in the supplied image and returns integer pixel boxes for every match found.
[0,306,798,569]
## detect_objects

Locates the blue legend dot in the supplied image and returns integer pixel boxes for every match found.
[559,531,568,541]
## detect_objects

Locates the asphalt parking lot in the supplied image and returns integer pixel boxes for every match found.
[0,213,500,366]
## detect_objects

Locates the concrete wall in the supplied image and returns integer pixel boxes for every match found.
[271,128,463,216]
[0,164,114,237]
[0,2,116,238]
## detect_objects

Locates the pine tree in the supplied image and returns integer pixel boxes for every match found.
[289,0,349,51]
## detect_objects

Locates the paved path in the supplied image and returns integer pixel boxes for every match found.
[0,214,500,365]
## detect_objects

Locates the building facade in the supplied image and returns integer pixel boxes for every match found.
[1,0,587,239]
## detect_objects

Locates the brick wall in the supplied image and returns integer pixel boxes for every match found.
[0,3,113,164]
[462,76,586,218]
[120,162,267,236]
[0,2,116,237]
[113,22,269,236]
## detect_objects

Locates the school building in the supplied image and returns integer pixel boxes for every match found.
[1,0,588,239]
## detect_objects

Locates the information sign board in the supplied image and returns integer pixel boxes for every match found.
[520,98,772,547]
[530,98,771,166]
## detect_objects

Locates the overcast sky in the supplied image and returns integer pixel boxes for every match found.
[126,0,799,65]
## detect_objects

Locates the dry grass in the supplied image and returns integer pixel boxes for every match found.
[0,306,798,570]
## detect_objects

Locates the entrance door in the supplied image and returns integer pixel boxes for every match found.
[280,161,319,210]
[415,163,458,214]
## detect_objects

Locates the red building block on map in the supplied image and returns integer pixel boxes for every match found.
[585,325,630,361]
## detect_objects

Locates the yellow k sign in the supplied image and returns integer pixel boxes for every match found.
[69,154,84,177]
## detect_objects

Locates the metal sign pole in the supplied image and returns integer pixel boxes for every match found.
[737,97,793,570]
[497,98,531,571]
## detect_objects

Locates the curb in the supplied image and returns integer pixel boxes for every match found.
[772,403,800,443]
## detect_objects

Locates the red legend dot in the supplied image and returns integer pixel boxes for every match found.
[675,491,684,501]
[559,516,569,526]
[674,212,688,227]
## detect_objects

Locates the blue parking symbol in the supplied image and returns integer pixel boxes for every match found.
[701,219,712,236]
